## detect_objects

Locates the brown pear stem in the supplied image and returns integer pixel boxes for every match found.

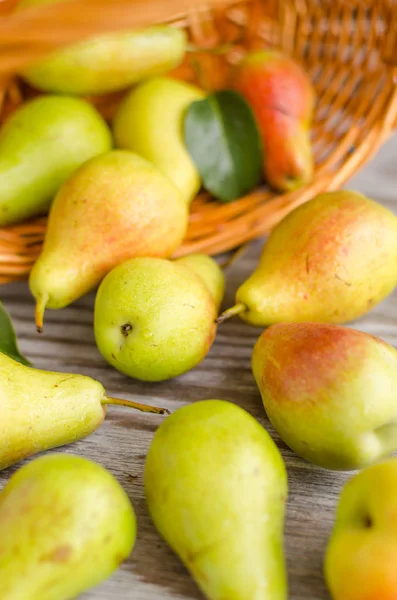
[103,397,170,415]
[35,294,48,334]
[216,303,247,324]
[219,243,250,271]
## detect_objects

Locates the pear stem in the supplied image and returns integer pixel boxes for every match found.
[103,397,170,416]
[216,303,247,324]
[35,294,48,334]
[219,243,250,271]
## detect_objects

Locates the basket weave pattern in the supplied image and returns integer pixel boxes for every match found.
[0,0,396,283]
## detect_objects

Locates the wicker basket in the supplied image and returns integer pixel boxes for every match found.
[0,0,396,284]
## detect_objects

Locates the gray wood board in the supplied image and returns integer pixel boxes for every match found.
[1,134,396,599]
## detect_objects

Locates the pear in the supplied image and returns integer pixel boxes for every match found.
[232,50,314,191]
[29,150,188,331]
[94,254,224,382]
[113,77,205,203]
[145,399,288,600]
[18,0,186,95]
[175,253,225,308]
[252,322,397,470]
[0,95,111,226]
[219,191,397,326]
[325,458,397,600]
[0,351,168,471]
[0,454,136,600]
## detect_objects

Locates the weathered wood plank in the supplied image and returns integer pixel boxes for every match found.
[0,133,396,599]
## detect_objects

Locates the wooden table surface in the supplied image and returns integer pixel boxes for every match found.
[1,134,396,600]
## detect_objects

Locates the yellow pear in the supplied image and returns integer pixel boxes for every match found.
[114,77,205,203]
[219,191,397,326]
[0,351,167,471]
[29,150,187,331]
[18,0,186,95]
[94,254,224,382]
[145,400,288,600]
[0,454,136,600]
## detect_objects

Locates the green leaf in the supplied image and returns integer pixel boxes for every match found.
[0,301,31,366]
[184,90,263,202]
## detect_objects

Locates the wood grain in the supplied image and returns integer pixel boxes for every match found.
[0,133,396,599]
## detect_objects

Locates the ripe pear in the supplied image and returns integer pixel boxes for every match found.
[219,191,397,326]
[0,95,111,226]
[0,351,167,471]
[94,254,224,382]
[232,50,314,191]
[145,400,288,600]
[0,454,136,600]
[325,458,397,600]
[175,253,225,308]
[113,77,205,203]
[18,0,186,95]
[252,322,397,470]
[29,150,187,331]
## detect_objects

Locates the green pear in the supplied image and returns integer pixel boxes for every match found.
[175,253,225,308]
[113,77,205,203]
[18,0,186,95]
[0,95,111,226]
[325,458,397,600]
[0,351,167,471]
[145,400,288,600]
[0,454,136,600]
[252,322,397,470]
[94,255,224,382]
[29,150,187,331]
[219,191,397,326]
